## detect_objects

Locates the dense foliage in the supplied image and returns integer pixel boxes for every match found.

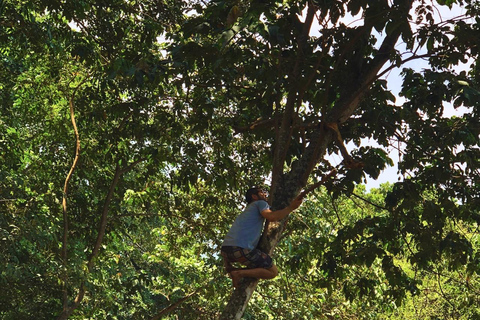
[1,0,480,319]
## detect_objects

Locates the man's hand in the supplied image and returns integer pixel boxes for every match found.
[289,196,303,211]
[261,196,303,222]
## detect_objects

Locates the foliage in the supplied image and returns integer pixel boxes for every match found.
[1,0,480,319]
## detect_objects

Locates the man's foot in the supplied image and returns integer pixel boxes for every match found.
[230,270,242,288]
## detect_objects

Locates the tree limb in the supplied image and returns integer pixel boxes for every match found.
[57,156,146,319]
[270,2,317,203]
[60,75,88,313]
[150,274,225,320]
[349,191,388,211]
[150,291,198,320]
[324,122,364,169]
[233,117,320,134]
[233,117,277,133]
[298,168,337,199]
[377,53,431,79]
[327,0,415,124]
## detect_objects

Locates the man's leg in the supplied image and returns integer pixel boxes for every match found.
[221,246,277,287]
[230,264,278,288]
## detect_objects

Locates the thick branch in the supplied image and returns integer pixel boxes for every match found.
[266,0,412,214]
[327,0,414,124]
[270,2,317,202]
[286,123,336,193]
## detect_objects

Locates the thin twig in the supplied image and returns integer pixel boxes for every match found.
[298,169,337,199]
[377,53,432,79]
[435,266,458,311]
[348,191,388,211]
[151,292,198,320]
[330,195,343,227]
[150,276,224,320]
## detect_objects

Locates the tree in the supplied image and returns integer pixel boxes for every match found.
[0,0,189,318]
[2,0,480,319]
[168,0,480,318]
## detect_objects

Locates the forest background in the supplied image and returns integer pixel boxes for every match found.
[1,0,480,319]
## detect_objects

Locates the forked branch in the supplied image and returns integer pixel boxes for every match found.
[324,122,364,169]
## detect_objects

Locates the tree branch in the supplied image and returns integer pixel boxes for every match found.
[150,275,225,320]
[233,117,320,134]
[330,195,343,227]
[327,0,415,124]
[270,2,317,203]
[377,52,432,79]
[119,157,147,175]
[233,117,277,134]
[324,122,364,169]
[284,123,335,194]
[57,156,145,319]
[150,291,198,320]
[60,75,88,313]
[298,169,337,199]
[277,1,414,207]
[349,191,388,211]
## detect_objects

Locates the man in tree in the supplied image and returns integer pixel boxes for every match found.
[221,187,303,288]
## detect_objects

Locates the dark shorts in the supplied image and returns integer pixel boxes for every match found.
[221,246,273,269]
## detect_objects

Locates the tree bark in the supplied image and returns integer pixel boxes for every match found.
[219,278,260,320]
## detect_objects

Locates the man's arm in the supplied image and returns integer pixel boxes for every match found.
[260,197,303,222]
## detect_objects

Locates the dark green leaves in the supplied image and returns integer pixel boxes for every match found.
[2,0,480,318]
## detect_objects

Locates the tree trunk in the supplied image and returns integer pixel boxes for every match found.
[218,0,413,316]
[219,278,260,320]
[219,214,292,319]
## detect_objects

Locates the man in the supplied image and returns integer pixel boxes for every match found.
[221,187,303,288]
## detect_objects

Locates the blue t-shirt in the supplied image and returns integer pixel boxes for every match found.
[222,200,270,250]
